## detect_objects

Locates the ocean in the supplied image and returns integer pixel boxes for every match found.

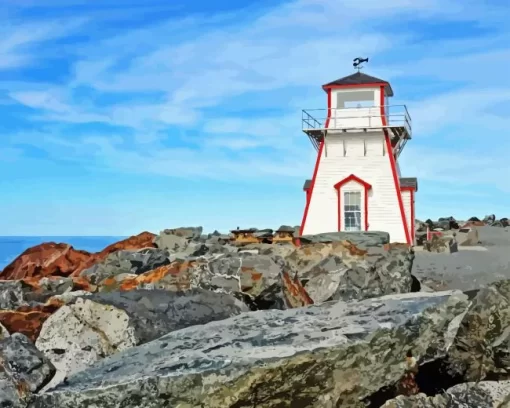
[0,236,126,271]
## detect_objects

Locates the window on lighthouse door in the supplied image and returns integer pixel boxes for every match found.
[344,191,362,231]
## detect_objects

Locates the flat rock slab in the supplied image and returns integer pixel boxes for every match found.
[35,289,249,392]
[32,291,469,408]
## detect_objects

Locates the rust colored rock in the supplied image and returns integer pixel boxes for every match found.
[0,232,156,281]
[118,261,192,292]
[0,298,64,342]
[281,270,314,309]
[0,243,92,281]
[92,232,156,264]
[21,276,93,293]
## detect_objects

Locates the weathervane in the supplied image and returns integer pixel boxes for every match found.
[353,57,369,72]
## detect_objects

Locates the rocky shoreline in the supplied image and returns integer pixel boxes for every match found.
[1,219,510,407]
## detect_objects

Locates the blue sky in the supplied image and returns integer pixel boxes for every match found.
[1,0,509,235]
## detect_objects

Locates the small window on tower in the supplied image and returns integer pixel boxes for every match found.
[337,90,375,109]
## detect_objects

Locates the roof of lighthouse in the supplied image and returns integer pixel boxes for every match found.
[322,72,394,97]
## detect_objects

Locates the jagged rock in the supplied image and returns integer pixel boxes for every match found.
[298,231,390,247]
[0,333,55,406]
[0,280,25,309]
[153,230,188,252]
[32,291,469,408]
[0,298,64,342]
[35,289,248,391]
[448,279,510,381]
[161,227,203,240]
[0,233,156,280]
[199,253,283,297]
[109,253,286,304]
[382,380,510,407]
[283,241,414,303]
[80,248,170,284]
[19,276,92,304]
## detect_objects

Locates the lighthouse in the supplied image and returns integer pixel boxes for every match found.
[300,64,417,244]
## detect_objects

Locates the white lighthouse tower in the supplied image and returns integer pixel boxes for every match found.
[300,63,417,244]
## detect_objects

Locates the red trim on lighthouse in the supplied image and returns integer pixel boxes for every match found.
[322,82,387,93]
[334,174,372,231]
[401,186,416,245]
[299,89,332,239]
[380,85,411,245]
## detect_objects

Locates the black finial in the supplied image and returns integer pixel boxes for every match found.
[353,57,369,72]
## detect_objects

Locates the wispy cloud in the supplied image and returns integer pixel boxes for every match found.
[2,0,510,189]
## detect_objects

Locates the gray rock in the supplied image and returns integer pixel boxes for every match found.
[284,242,415,303]
[153,231,188,253]
[80,248,170,284]
[382,380,510,407]
[75,289,250,345]
[298,231,390,247]
[192,253,283,298]
[0,333,55,399]
[33,291,469,408]
[0,280,24,310]
[0,372,23,408]
[448,279,510,381]
[35,289,248,391]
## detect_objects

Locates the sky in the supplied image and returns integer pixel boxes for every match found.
[0,0,509,236]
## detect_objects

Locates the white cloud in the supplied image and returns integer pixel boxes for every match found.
[2,0,510,194]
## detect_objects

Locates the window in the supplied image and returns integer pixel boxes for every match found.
[337,90,375,108]
[344,191,362,231]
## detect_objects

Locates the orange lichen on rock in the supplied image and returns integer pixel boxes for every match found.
[21,276,93,293]
[0,232,157,281]
[281,270,313,309]
[0,298,64,341]
[332,240,368,256]
[0,243,92,281]
[92,231,156,265]
[119,261,193,292]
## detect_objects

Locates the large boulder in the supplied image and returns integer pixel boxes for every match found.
[0,243,92,280]
[0,298,63,342]
[33,291,469,408]
[35,289,248,391]
[284,241,415,303]
[298,231,390,247]
[80,248,170,284]
[382,380,510,407]
[0,333,55,406]
[447,279,510,381]
[0,233,157,280]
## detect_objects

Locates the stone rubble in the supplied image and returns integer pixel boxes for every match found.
[0,222,509,407]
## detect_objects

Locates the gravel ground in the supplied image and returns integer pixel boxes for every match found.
[413,226,510,291]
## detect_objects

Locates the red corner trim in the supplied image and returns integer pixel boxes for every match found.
[334,174,372,231]
[380,85,411,244]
